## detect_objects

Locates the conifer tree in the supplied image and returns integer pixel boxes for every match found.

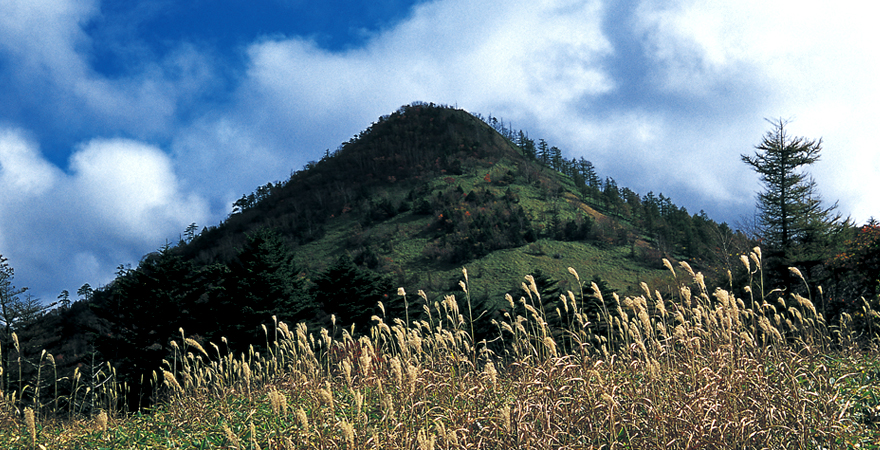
[220,228,316,344]
[90,246,214,384]
[311,255,395,333]
[741,118,841,285]
[537,139,550,164]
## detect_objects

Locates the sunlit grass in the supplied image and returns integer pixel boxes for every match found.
[3,248,880,449]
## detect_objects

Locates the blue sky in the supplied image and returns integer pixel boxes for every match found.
[1,0,878,303]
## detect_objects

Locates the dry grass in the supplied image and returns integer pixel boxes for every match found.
[2,248,880,448]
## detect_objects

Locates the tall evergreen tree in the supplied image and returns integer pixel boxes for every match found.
[550,146,563,171]
[521,134,537,160]
[602,177,623,216]
[311,255,395,333]
[219,228,316,344]
[537,139,550,165]
[742,118,841,285]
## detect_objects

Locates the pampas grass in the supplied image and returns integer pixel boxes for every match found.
[2,256,880,448]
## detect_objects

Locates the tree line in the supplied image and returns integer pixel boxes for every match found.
[0,228,398,413]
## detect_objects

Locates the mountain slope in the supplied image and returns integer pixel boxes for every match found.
[12,103,750,410]
[178,103,686,306]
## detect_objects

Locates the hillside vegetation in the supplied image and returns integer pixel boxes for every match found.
[2,103,879,448]
[1,103,755,406]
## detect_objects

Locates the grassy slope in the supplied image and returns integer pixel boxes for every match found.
[293,153,669,312]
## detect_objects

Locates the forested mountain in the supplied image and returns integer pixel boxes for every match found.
[180,103,750,286]
[4,103,762,412]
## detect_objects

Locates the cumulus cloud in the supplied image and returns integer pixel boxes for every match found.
[0,0,98,74]
[252,0,612,112]
[631,0,880,221]
[174,0,616,198]
[69,138,209,243]
[0,128,61,198]
[171,114,286,213]
[0,0,218,144]
[223,0,756,216]
[170,0,879,226]
[0,128,208,301]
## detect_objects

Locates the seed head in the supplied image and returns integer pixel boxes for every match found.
[185,338,208,358]
[162,369,183,393]
[249,422,260,450]
[679,261,695,278]
[223,423,240,447]
[25,407,36,443]
[296,408,310,432]
[662,258,676,277]
[340,420,355,446]
[417,428,436,450]
[483,360,498,384]
[318,386,333,407]
[500,404,511,432]
[268,389,287,415]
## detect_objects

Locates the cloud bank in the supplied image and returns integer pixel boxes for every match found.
[1,0,877,302]
[0,129,208,298]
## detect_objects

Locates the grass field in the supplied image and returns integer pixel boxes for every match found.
[2,249,880,449]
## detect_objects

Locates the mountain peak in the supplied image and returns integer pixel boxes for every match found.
[183,103,533,262]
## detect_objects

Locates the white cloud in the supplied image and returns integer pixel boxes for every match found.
[197,0,878,228]
[630,0,880,222]
[0,0,99,76]
[0,0,218,140]
[240,0,613,134]
[0,127,208,301]
[162,0,617,214]
[0,128,61,197]
[69,138,209,243]
[171,115,286,212]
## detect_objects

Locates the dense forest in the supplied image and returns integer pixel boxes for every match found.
[1,103,877,415]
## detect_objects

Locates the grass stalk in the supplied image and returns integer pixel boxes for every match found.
[3,261,880,448]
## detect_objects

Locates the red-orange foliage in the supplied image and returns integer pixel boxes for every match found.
[830,222,880,271]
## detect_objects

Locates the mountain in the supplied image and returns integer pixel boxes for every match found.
[9,102,752,412]
[180,102,731,299]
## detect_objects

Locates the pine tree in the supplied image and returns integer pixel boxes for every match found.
[90,246,217,385]
[550,146,563,171]
[521,134,537,160]
[538,139,550,165]
[741,118,841,285]
[311,255,395,333]
[602,177,622,216]
[220,228,317,345]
